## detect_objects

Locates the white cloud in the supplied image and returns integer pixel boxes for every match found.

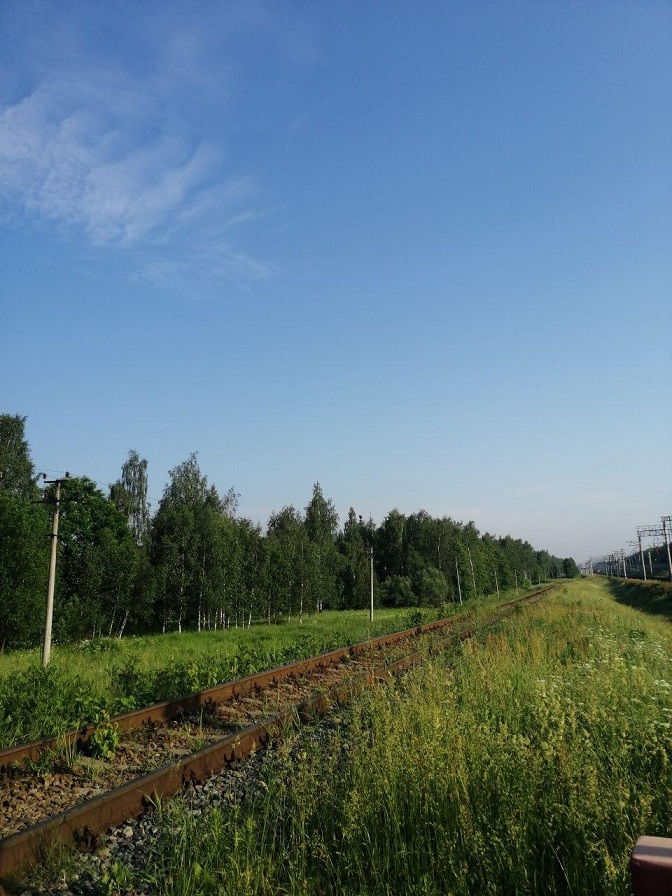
[0,63,276,291]
[0,77,218,245]
[137,239,279,295]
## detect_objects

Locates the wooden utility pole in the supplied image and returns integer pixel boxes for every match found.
[43,475,68,667]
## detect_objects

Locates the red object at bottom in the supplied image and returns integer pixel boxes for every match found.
[631,836,672,896]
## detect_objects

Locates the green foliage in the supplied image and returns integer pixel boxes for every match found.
[608,578,672,621]
[75,637,123,655]
[0,607,418,747]
[379,574,414,607]
[46,475,146,642]
[0,413,38,499]
[304,483,342,611]
[0,491,50,649]
[0,665,105,745]
[130,580,672,896]
[109,449,151,546]
[563,556,580,578]
[412,565,447,606]
[151,453,245,633]
[266,505,316,621]
[99,860,133,896]
[338,508,370,609]
[1,423,578,653]
[404,608,427,627]
[88,714,120,759]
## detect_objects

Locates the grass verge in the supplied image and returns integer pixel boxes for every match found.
[0,602,490,749]
[122,578,672,896]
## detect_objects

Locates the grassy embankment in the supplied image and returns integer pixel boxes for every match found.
[116,577,672,896]
[0,596,512,749]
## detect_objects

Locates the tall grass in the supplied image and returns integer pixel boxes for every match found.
[607,576,672,622]
[133,579,672,896]
[0,606,452,748]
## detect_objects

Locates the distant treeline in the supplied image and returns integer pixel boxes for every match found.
[0,414,579,650]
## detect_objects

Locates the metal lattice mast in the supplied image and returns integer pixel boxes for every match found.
[637,519,672,582]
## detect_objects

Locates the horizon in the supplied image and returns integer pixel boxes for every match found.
[2,2,670,566]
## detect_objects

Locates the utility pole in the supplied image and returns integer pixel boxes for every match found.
[455,558,463,604]
[42,474,69,668]
[494,567,499,599]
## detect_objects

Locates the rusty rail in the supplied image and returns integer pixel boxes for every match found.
[0,588,552,885]
[0,593,552,770]
[0,614,462,769]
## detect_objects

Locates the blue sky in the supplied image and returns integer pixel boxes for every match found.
[1,1,670,563]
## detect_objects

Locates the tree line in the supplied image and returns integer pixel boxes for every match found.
[0,415,579,651]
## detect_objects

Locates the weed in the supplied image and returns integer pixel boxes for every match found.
[22,748,60,776]
[405,609,427,628]
[76,637,122,655]
[4,837,87,894]
[0,603,514,751]
[88,714,120,760]
[125,579,672,896]
[99,860,133,896]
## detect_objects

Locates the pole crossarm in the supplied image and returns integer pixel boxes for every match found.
[637,525,666,538]
[636,516,672,582]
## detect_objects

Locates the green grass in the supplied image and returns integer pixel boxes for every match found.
[606,576,672,622]
[0,604,467,749]
[121,578,672,896]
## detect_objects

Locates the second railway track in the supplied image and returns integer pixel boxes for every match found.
[0,588,553,885]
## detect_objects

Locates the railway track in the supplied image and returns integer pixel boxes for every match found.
[0,588,553,887]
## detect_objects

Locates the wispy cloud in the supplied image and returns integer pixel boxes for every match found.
[0,21,279,292]
[137,239,279,294]
[0,75,214,243]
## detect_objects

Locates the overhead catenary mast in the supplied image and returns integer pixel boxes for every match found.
[637,518,672,582]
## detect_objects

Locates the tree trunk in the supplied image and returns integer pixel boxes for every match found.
[117,609,129,638]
